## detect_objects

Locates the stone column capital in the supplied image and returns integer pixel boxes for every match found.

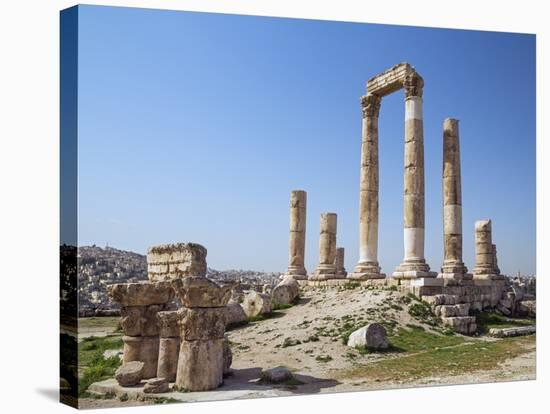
[361,94,382,118]
[403,71,424,98]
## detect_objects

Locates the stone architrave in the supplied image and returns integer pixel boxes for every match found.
[107,282,174,379]
[284,190,308,280]
[334,247,347,278]
[310,213,337,280]
[147,243,207,282]
[439,118,468,279]
[472,220,498,279]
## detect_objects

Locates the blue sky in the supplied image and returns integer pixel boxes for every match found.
[73,5,536,275]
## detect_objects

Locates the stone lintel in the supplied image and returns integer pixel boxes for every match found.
[366,62,415,97]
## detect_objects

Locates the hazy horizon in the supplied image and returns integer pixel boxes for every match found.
[66,5,536,275]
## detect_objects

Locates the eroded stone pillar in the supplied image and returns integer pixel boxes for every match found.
[172,273,232,391]
[310,213,337,280]
[157,311,180,382]
[440,118,468,279]
[393,72,436,279]
[472,220,498,279]
[350,94,385,280]
[107,282,174,379]
[334,247,347,278]
[285,190,307,280]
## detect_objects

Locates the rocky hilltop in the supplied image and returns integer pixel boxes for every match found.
[77,245,281,316]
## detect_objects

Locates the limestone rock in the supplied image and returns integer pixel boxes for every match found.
[225,302,248,327]
[518,300,536,317]
[107,281,174,306]
[271,276,299,306]
[347,323,389,350]
[175,339,224,391]
[241,291,273,318]
[115,361,144,386]
[171,277,231,308]
[260,367,292,383]
[489,325,536,338]
[178,307,226,341]
[223,337,232,375]
[143,377,169,394]
[147,243,207,282]
[157,337,179,382]
[441,316,477,335]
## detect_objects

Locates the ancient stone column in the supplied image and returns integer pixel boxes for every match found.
[350,94,385,280]
[172,276,231,391]
[472,220,497,279]
[440,118,468,279]
[310,213,337,280]
[334,247,347,278]
[393,72,436,278]
[157,311,180,382]
[284,190,307,280]
[107,282,174,379]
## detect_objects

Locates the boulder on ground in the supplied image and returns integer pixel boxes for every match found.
[115,361,144,386]
[518,300,536,318]
[347,323,388,350]
[489,325,536,338]
[241,291,272,318]
[225,302,248,327]
[271,276,299,306]
[223,337,233,376]
[143,377,169,394]
[260,367,292,383]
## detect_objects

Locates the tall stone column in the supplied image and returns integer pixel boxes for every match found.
[334,247,347,278]
[310,213,337,280]
[393,72,436,279]
[440,118,468,279]
[285,190,307,280]
[350,94,385,280]
[472,220,498,279]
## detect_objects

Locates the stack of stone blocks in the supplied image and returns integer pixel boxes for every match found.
[108,243,232,392]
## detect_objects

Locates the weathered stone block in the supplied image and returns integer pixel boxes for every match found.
[147,243,207,281]
[171,277,231,308]
[107,282,174,306]
[178,307,226,341]
[175,339,224,391]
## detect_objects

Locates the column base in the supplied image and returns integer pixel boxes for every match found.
[473,273,505,281]
[284,266,308,280]
[334,271,348,279]
[392,260,436,279]
[441,262,468,275]
[348,261,385,279]
[309,265,337,281]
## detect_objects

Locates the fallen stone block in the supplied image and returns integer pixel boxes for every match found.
[115,361,144,386]
[260,367,292,383]
[347,323,389,350]
[489,325,536,338]
[143,377,169,394]
[272,276,299,305]
[241,291,273,318]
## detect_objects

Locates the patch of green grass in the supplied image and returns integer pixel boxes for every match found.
[79,335,123,367]
[315,355,333,363]
[346,335,535,382]
[388,326,465,352]
[78,317,120,330]
[119,393,129,402]
[408,301,442,327]
[152,397,181,404]
[78,355,121,396]
[272,302,293,311]
[476,312,534,334]
[79,391,116,400]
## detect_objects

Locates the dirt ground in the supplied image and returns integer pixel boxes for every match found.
[78,286,535,408]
